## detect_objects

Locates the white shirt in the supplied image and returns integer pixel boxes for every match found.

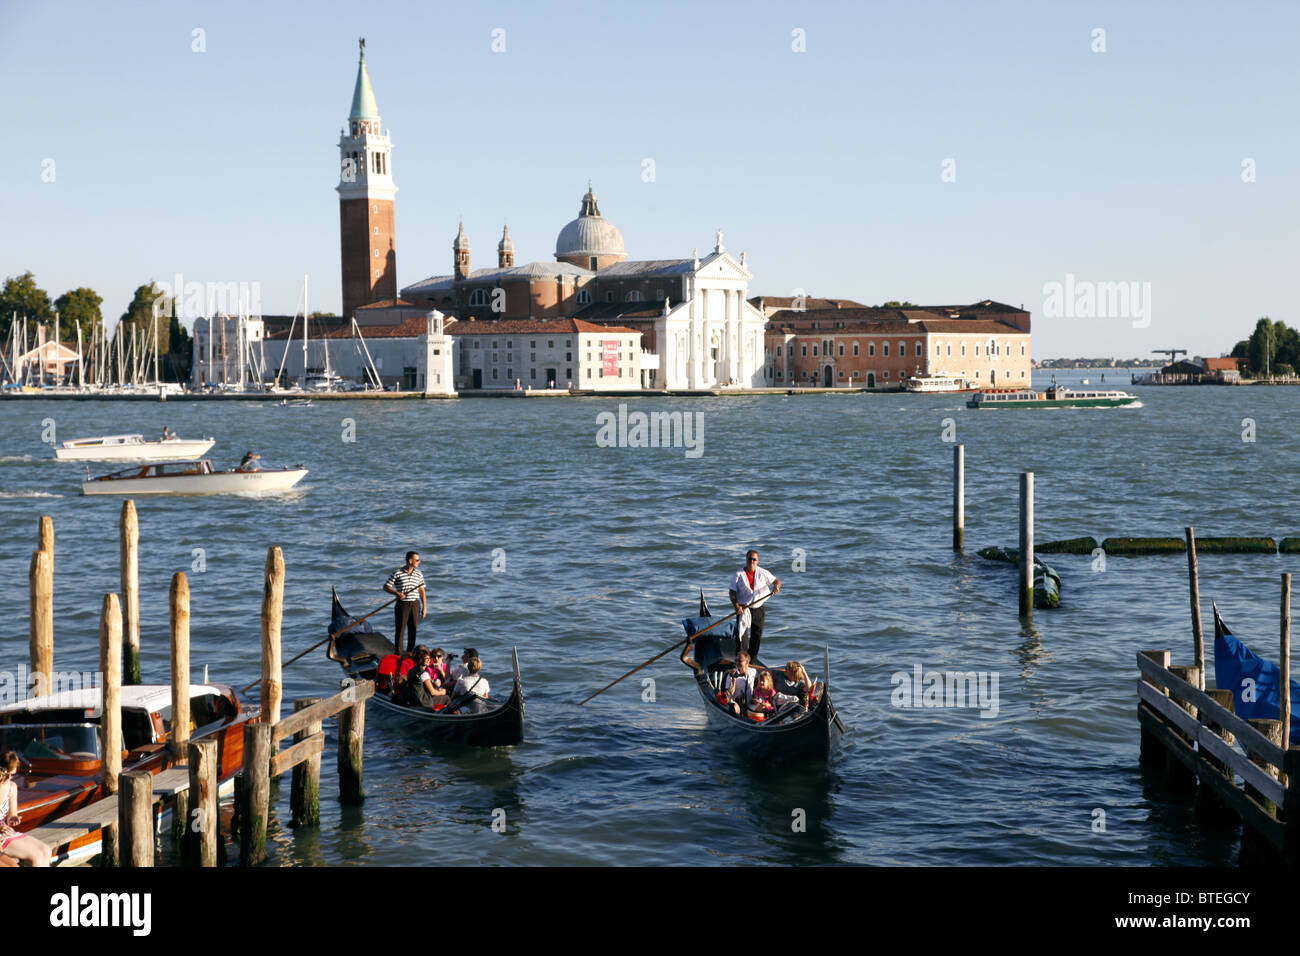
[454,673,489,699]
[724,665,758,705]
[447,659,468,684]
[731,566,777,636]
[731,566,777,608]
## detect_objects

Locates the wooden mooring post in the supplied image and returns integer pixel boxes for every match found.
[99,592,123,866]
[119,770,154,867]
[1018,472,1033,617]
[261,546,284,727]
[29,548,52,696]
[169,571,191,842]
[952,444,964,551]
[240,722,272,866]
[185,738,218,867]
[120,499,141,684]
[290,697,322,828]
[1186,526,1205,689]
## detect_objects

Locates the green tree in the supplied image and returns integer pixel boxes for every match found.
[0,272,54,341]
[164,309,193,382]
[881,301,918,308]
[53,287,103,343]
[1246,317,1274,375]
[115,282,175,353]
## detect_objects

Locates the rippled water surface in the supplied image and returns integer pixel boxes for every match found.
[2,372,1297,865]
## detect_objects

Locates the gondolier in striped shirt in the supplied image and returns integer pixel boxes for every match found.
[384,551,427,654]
[730,549,780,661]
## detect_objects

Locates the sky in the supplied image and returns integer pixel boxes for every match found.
[2,0,1297,358]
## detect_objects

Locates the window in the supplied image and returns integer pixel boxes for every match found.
[473,341,480,349]
[883,370,889,378]
[606,292,614,302]
[1021,343,1026,356]
[777,346,783,356]
[469,289,487,306]
[492,369,498,380]
[838,344,845,356]
[961,343,967,356]
[936,344,941,356]
[918,344,923,357]
[801,345,807,357]
[548,340,554,348]
[898,342,905,354]
[883,344,889,356]
[868,343,875,356]
[507,341,513,348]
[566,368,572,378]
[975,344,980,355]
[946,344,951,356]
[812,346,818,357]
[492,339,499,349]
[507,368,512,378]
[587,369,592,379]
[853,343,859,356]
[530,352,536,361]
[566,352,572,361]
[530,369,536,380]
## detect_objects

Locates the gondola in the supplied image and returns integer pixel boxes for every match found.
[679,596,844,760]
[326,588,524,747]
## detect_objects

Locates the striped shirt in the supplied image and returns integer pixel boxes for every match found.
[385,567,425,602]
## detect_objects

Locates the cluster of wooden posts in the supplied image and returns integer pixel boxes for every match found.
[949,444,1038,616]
[24,504,373,866]
[1136,527,1299,865]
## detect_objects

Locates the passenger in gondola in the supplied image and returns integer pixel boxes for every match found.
[746,671,780,720]
[446,647,478,686]
[406,646,450,710]
[719,650,757,717]
[451,657,490,714]
[771,660,815,708]
[427,647,451,691]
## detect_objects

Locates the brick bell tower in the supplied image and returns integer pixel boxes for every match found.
[338,38,397,321]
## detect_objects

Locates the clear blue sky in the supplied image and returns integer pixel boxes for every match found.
[2,0,1297,358]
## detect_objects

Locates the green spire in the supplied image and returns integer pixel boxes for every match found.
[349,38,380,121]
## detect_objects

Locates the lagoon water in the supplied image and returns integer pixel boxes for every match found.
[2,371,1297,866]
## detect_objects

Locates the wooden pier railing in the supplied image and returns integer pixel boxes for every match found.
[1137,648,1300,865]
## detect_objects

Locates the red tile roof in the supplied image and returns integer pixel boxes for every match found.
[448,317,640,336]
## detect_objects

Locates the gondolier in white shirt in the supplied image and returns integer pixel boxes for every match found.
[729,549,780,661]
[384,551,427,654]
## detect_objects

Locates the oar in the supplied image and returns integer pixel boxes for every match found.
[237,594,400,695]
[579,591,777,706]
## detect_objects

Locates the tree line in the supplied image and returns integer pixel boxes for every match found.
[0,271,193,382]
[1231,317,1298,377]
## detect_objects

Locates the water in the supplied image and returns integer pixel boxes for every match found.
[2,371,1297,865]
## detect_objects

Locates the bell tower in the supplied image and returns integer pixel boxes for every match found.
[338,38,397,321]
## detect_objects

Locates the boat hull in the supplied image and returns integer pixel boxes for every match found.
[56,439,215,461]
[694,674,843,760]
[81,468,307,495]
[966,397,1135,409]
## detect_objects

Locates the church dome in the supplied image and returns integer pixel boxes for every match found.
[555,184,625,265]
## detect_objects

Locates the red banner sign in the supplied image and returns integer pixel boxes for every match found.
[602,340,620,377]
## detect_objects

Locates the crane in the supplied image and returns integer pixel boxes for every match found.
[1152,349,1187,365]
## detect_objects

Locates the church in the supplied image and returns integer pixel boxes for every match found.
[336,41,769,391]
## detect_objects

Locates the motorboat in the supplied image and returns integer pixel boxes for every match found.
[966,386,1137,409]
[903,372,967,393]
[1,682,253,866]
[81,458,308,495]
[53,433,215,462]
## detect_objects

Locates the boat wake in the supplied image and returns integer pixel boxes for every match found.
[0,490,62,498]
[0,455,35,463]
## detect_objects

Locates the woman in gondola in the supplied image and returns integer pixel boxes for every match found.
[407,647,450,711]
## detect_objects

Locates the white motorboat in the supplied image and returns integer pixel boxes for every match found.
[54,433,215,462]
[81,458,308,495]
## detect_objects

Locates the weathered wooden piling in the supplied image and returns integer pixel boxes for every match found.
[1185,526,1205,689]
[261,546,285,727]
[952,444,964,551]
[1165,665,1200,792]
[339,697,365,805]
[1246,719,1284,816]
[169,572,191,762]
[290,697,323,828]
[1138,649,1171,767]
[185,738,218,867]
[120,500,141,684]
[119,770,154,867]
[29,549,53,696]
[1282,573,1292,756]
[1194,687,1239,826]
[38,514,54,556]
[99,592,123,866]
[240,722,272,865]
[1018,472,1033,617]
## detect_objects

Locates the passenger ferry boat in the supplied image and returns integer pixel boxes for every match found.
[967,386,1137,409]
[904,372,967,393]
[53,433,215,462]
[81,458,308,495]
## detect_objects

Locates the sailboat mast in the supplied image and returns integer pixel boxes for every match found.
[302,274,309,388]
[76,322,83,388]
[153,312,161,388]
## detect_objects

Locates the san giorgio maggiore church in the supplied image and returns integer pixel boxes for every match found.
[220,44,1033,394]
[240,43,769,394]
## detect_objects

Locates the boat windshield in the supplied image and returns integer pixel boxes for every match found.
[0,723,101,760]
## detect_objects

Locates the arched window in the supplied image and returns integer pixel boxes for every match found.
[577,289,591,305]
[468,289,487,306]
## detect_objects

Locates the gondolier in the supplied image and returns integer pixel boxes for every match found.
[384,551,427,653]
[729,550,780,661]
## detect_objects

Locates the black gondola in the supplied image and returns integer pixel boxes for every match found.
[679,604,844,760]
[326,588,525,747]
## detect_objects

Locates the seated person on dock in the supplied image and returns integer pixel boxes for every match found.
[771,661,815,708]
[718,650,757,717]
[406,646,450,710]
[451,657,490,714]
[0,751,51,867]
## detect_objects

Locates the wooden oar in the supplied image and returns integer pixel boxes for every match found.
[579,591,777,706]
[237,594,400,695]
